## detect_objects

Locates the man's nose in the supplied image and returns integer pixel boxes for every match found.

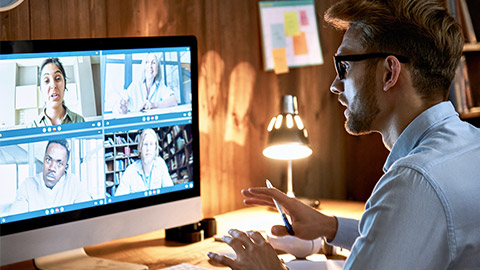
[48,162,56,171]
[330,77,343,95]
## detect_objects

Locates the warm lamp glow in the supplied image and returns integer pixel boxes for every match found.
[263,143,313,160]
[263,95,311,160]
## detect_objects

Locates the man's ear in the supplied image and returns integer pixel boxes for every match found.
[383,56,402,91]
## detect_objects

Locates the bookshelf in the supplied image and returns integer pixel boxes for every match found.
[104,125,193,196]
[104,130,140,195]
[446,0,480,126]
[158,125,194,185]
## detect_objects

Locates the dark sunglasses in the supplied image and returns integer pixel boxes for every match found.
[333,53,409,80]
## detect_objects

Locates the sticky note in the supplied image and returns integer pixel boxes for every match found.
[272,48,289,74]
[271,24,287,49]
[293,32,308,55]
[300,10,309,26]
[284,12,300,37]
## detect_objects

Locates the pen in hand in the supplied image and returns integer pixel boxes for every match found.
[265,179,295,236]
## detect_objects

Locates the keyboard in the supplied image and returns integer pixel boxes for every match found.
[161,263,212,270]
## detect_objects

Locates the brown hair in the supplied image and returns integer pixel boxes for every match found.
[325,0,464,101]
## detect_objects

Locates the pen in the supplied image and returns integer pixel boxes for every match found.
[265,179,295,236]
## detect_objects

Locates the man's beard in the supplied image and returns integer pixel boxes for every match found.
[345,72,380,135]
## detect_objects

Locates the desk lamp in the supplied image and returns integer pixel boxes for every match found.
[263,95,312,197]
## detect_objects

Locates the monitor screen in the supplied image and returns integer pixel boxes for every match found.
[0,36,201,266]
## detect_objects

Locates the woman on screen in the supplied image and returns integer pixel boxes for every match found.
[117,53,178,114]
[115,129,173,196]
[32,58,85,126]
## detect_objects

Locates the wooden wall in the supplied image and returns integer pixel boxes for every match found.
[0,0,387,217]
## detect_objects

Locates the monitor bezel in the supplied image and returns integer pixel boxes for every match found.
[0,35,200,237]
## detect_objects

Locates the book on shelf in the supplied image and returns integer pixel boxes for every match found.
[459,0,477,43]
[127,135,135,144]
[114,172,122,185]
[465,0,480,41]
[105,181,114,188]
[449,56,473,114]
[104,137,114,147]
[172,125,180,136]
[114,159,126,171]
[447,0,479,43]
[176,137,185,150]
[115,135,127,145]
[105,151,114,159]
[105,162,114,172]
[183,129,190,142]
[171,174,178,184]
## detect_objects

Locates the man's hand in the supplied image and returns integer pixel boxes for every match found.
[207,229,287,270]
[242,187,338,241]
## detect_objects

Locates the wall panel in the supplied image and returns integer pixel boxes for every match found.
[0,0,386,218]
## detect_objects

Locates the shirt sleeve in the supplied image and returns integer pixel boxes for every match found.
[327,217,359,250]
[115,165,136,196]
[70,174,92,203]
[159,158,174,187]
[8,180,31,215]
[343,166,451,270]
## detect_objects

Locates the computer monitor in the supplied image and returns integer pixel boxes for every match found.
[0,36,201,266]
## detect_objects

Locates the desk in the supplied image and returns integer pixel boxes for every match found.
[1,200,364,270]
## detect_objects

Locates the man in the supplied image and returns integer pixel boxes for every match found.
[208,0,480,269]
[9,139,91,214]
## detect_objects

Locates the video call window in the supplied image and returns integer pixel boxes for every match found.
[0,55,102,130]
[103,49,192,117]
[105,124,194,197]
[0,136,105,220]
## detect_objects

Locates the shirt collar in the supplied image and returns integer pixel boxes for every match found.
[383,101,458,172]
[37,105,74,126]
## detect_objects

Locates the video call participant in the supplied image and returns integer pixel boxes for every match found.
[32,58,85,127]
[117,53,178,114]
[9,139,91,214]
[208,0,480,269]
[115,128,173,196]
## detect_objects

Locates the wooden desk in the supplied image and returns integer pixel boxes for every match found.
[1,200,364,270]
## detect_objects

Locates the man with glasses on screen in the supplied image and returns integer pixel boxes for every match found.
[208,0,480,269]
[9,139,91,215]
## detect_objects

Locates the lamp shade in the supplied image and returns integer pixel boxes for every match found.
[263,95,312,160]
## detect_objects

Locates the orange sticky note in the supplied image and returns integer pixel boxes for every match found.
[293,32,308,55]
[272,48,289,74]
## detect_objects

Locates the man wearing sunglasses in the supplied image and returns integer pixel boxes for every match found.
[208,0,480,269]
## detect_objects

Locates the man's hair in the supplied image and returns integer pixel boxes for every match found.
[45,139,70,162]
[324,0,464,101]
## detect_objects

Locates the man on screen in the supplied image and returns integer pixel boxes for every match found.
[9,139,91,214]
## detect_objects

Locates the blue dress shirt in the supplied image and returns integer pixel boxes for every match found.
[330,102,480,269]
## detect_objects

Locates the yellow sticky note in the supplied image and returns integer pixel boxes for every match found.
[293,32,308,55]
[273,48,289,74]
[284,12,300,37]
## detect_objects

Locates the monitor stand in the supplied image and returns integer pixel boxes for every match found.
[34,248,148,270]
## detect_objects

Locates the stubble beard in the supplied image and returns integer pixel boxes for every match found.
[345,72,380,136]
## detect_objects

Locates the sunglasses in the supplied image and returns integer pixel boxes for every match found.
[333,53,409,80]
